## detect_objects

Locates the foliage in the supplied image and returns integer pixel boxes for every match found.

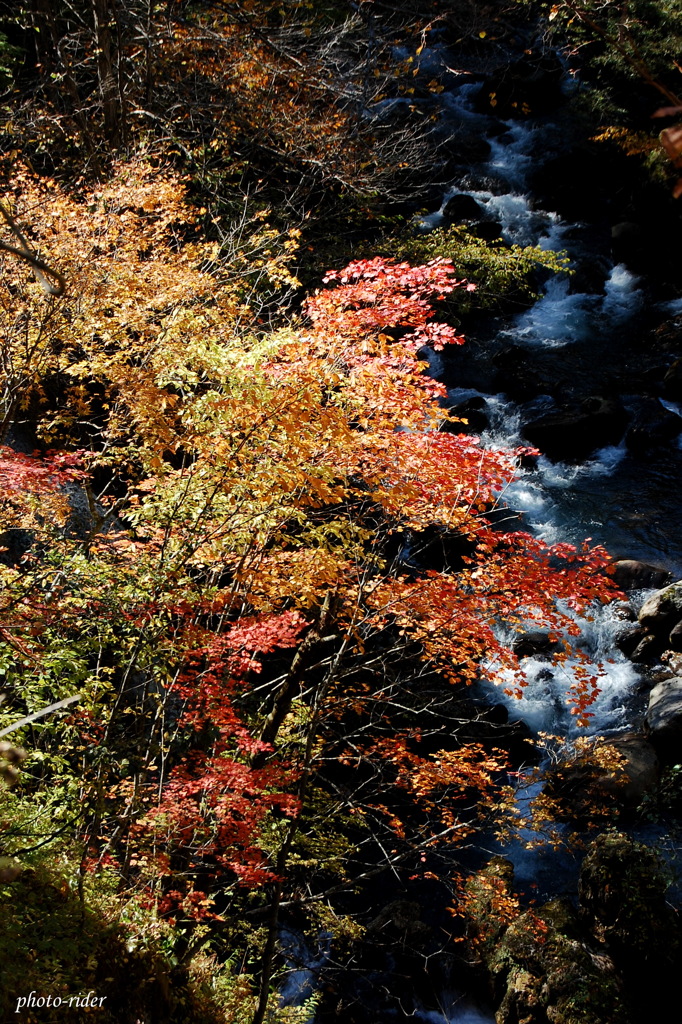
[500,735,630,853]
[0,1,656,1019]
[535,0,682,194]
[0,0,442,222]
[0,28,19,89]
[546,0,682,110]
[460,857,632,1024]
[0,788,242,1024]
[362,223,571,312]
[0,67,623,1021]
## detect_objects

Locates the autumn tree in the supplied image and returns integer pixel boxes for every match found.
[0,154,624,1019]
[541,0,682,196]
[0,1,443,214]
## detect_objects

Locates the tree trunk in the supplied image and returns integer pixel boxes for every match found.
[91,0,120,145]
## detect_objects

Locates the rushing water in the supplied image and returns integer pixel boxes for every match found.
[283,59,682,1024]
[422,82,671,742]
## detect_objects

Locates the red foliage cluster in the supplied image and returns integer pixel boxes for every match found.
[0,446,84,493]
[308,257,471,351]
[0,251,622,925]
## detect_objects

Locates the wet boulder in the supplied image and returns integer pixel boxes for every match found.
[638,580,682,634]
[465,859,631,1024]
[456,171,510,195]
[599,734,659,807]
[611,559,672,592]
[629,631,664,664]
[614,622,648,659]
[521,396,628,462]
[645,676,682,761]
[511,629,561,659]
[442,193,486,224]
[456,705,534,764]
[438,132,492,177]
[542,735,658,821]
[661,651,682,676]
[440,395,490,435]
[624,397,682,454]
[669,620,682,651]
[578,833,680,993]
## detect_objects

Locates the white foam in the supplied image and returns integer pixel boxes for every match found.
[657,296,682,314]
[483,600,638,737]
[414,995,495,1024]
[601,263,643,323]
[486,121,537,188]
[502,276,595,348]
[479,191,549,246]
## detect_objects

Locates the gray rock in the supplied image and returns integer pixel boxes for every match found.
[662,651,682,675]
[542,735,658,819]
[630,632,664,664]
[614,623,648,658]
[465,859,631,1024]
[638,581,682,633]
[442,193,485,224]
[669,620,682,652]
[611,559,672,592]
[645,675,682,759]
[579,832,678,962]
[512,629,560,659]
[602,734,659,807]
[579,833,681,1019]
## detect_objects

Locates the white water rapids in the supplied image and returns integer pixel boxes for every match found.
[423,85,651,743]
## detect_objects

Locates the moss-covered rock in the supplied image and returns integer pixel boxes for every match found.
[464,860,631,1024]
[639,581,682,634]
[541,735,659,822]
[578,833,679,962]
[578,833,682,1021]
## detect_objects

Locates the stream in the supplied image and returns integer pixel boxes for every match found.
[280,47,682,1024]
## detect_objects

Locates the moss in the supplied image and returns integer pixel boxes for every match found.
[464,859,631,1024]
[578,833,679,962]
[356,224,570,315]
